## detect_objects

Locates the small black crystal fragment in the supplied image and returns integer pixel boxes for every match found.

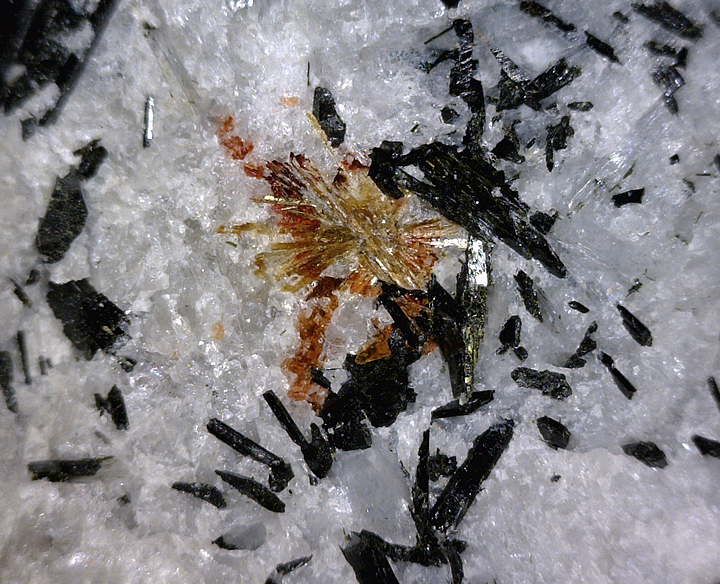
[669,154,680,164]
[568,300,589,313]
[440,0,461,7]
[441,106,460,124]
[172,482,227,508]
[207,418,294,491]
[431,390,494,419]
[568,101,593,112]
[512,367,572,399]
[74,139,108,180]
[213,523,266,551]
[497,315,521,354]
[263,390,333,479]
[633,2,702,39]
[622,441,668,468]
[692,435,720,458]
[46,279,128,359]
[11,280,32,308]
[585,32,621,64]
[545,115,574,172]
[429,419,514,531]
[599,353,637,399]
[265,555,313,584]
[514,270,543,322]
[28,457,110,481]
[708,377,720,413]
[16,330,31,385]
[714,154,720,173]
[118,356,136,372]
[215,470,285,512]
[94,385,129,430]
[614,11,630,23]
[551,474,561,482]
[617,304,653,346]
[514,346,529,361]
[536,416,571,449]
[428,450,458,482]
[342,532,400,584]
[312,87,345,148]
[613,188,645,207]
[519,1,576,32]
[0,351,18,413]
[652,64,685,114]
[564,322,597,368]
[212,536,239,550]
[36,171,88,263]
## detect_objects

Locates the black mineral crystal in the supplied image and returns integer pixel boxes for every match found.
[312,87,346,148]
[215,470,285,512]
[617,304,653,346]
[28,457,111,481]
[46,279,128,359]
[171,482,227,509]
[536,416,571,449]
[511,367,572,399]
[621,441,668,468]
[94,385,129,430]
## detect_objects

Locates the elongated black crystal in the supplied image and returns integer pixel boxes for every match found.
[519,1,576,32]
[633,2,702,39]
[613,188,645,207]
[429,420,514,531]
[313,87,345,148]
[0,351,18,413]
[11,279,32,308]
[428,277,466,398]
[585,32,621,64]
[94,385,129,430]
[512,368,572,399]
[708,377,720,413]
[431,390,494,419]
[617,304,653,346]
[46,279,128,359]
[263,390,333,479]
[568,300,589,313]
[599,353,637,399]
[536,416,571,449]
[215,470,285,512]
[172,482,227,508]
[28,457,111,481]
[568,101,593,111]
[692,435,720,458]
[207,418,294,491]
[622,441,668,468]
[16,330,31,385]
[515,271,543,322]
[545,115,574,172]
[265,555,313,584]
